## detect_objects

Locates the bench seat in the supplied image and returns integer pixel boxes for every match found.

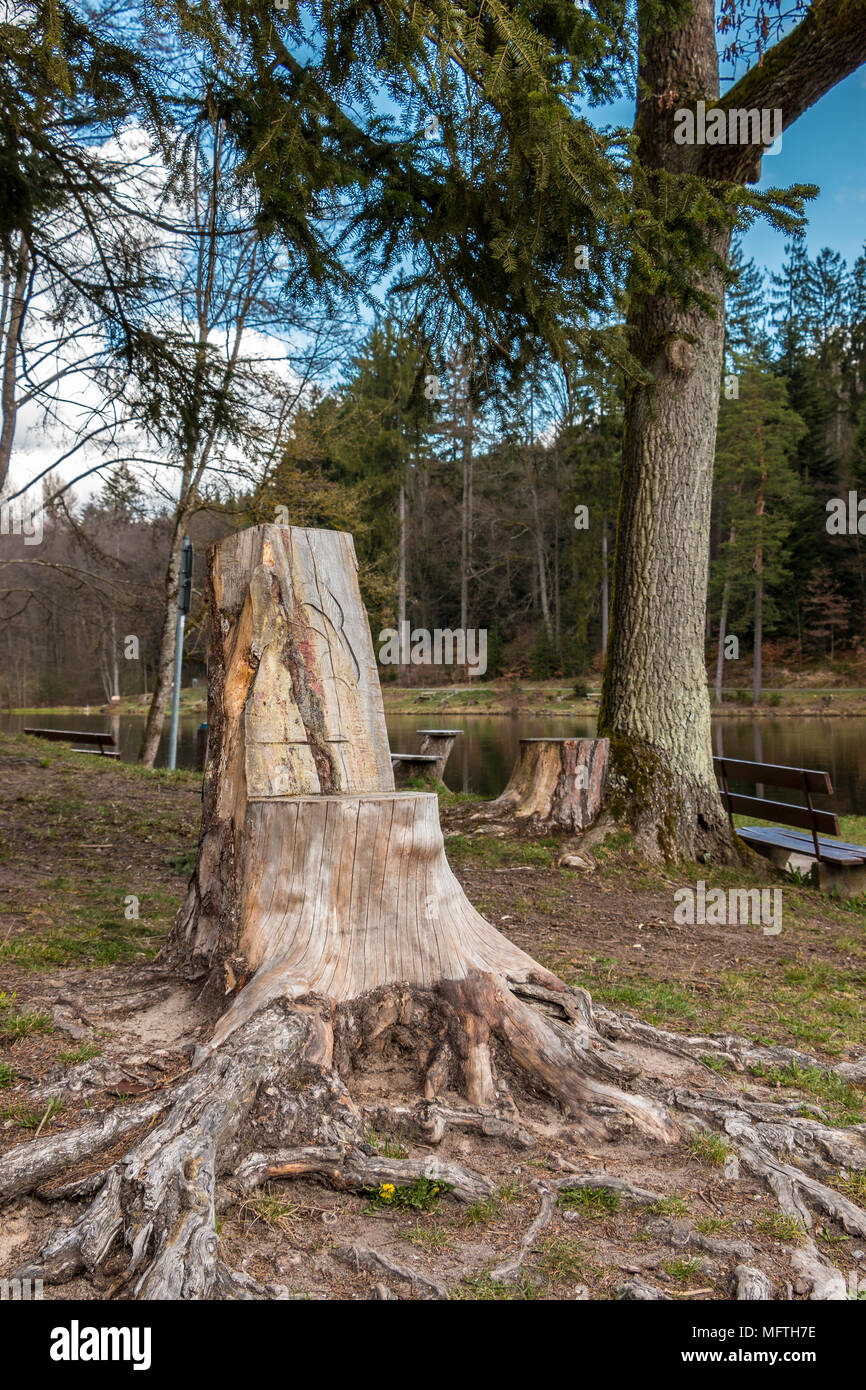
[738,825,866,866]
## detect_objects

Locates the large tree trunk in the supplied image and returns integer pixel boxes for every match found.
[0,235,29,495]
[597,0,737,863]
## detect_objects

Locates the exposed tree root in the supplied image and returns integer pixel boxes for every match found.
[363,1100,536,1149]
[5,979,866,1302]
[734,1265,773,1300]
[333,1244,447,1299]
[14,1003,310,1298]
[596,1006,866,1088]
[490,1187,557,1283]
[231,1147,493,1206]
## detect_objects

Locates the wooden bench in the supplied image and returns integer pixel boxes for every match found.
[24,727,119,757]
[714,755,866,895]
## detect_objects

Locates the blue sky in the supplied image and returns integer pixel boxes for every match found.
[597,62,865,281]
[743,64,866,276]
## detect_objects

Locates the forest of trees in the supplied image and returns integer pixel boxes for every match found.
[3,234,865,710]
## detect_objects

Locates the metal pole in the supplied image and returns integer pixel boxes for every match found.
[168,609,185,771]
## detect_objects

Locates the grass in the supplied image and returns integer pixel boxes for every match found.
[663,1256,703,1284]
[749,1061,864,1124]
[649,1196,691,1217]
[452,1271,539,1301]
[361,1125,409,1159]
[240,1190,303,1238]
[688,1131,731,1167]
[0,993,53,1040]
[443,833,558,870]
[533,1233,592,1284]
[700,1055,730,1074]
[0,911,164,969]
[1,1097,64,1129]
[557,1186,621,1217]
[694,1216,735,1235]
[755,1211,807,1244]
[458,1198,497,1226]
[58,1043,102,1065]
[0,1061,15,1087]
[830,1170,866,1202]
[400,1222,453,1252]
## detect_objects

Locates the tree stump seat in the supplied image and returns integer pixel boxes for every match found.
[390,729,462,784]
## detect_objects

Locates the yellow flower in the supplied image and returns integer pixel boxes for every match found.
[380,1183,396,1201]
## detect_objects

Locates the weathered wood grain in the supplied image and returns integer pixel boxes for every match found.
[491,737,610,831]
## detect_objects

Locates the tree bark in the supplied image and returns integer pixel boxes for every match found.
[598,0,866,862]
[598,0,737,862]
[0,235,29,495]
[490,737,609,833]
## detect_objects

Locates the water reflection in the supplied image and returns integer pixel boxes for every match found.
[3,711,865,814]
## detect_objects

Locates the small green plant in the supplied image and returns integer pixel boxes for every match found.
[495,1179,525,1204]
[164,848,197,876]
[558,1186,620,1217]
[2,1097,64,1130]
[367,1177,452,1212]
[749,1061,863,1125]
[241,1190,302,1237]
[459,1198,496,1226]
[649,1196,690,1216]
[400,1222,453,1252]
[699,1055,729,1073]
[534,1233,590,1283]
[0,1061,15,1088]
[0,993,53,1041]
[833,1170,866,1202]
[694,1216,734,1235]
[784,864,812,887]
[688,1130,730,1167]
[362,1125,408,1159]
[755,1211,806,1244]
[453,1271,538,1301]
[663,1256,703,1284]
[58,1043,101,1065]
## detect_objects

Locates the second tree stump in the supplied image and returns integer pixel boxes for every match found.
[491,737,610,832]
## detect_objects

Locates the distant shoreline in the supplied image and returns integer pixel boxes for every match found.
[7,681,866,723]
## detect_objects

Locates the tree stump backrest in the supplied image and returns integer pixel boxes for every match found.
[214,525,394,796]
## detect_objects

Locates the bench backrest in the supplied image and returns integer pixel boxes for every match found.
[713,756,839,856]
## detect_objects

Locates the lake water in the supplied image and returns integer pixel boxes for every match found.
[4,711,866,815]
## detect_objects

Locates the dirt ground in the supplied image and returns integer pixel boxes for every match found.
[1,730,865,1300]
